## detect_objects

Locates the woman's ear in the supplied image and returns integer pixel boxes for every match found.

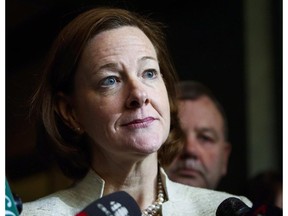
[55,92,82,132]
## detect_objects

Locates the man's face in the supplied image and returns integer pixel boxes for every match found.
[167,96,231,189]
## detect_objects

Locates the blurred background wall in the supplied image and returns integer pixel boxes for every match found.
[6,0,282,202]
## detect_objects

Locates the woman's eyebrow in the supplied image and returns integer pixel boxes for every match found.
[139,56,158,62]
[98,62,119,71]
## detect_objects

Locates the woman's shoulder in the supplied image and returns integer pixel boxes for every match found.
[20,170,106,216]
[21,191,79,216]
[20,183,93,216]
[163,181,252,215]
[167,179,252,206]
[161,167,251,206]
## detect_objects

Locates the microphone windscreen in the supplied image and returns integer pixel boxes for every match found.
[216,197,250,216]
[75,191,142,216]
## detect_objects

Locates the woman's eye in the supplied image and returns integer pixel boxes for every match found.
[143,69,157,79]
[101,76,118,86]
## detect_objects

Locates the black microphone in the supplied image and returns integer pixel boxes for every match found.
[75,191,142,216]
[216,197,282,216]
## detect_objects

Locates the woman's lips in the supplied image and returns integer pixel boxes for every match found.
[122,117,156,128]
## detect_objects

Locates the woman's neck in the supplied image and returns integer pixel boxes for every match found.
[91,153,160,210]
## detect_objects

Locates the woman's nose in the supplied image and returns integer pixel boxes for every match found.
[125,80,150,109]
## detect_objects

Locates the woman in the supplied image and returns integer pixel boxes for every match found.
[22,7,250,215]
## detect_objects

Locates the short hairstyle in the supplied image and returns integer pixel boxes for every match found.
[30,7,183,180]
[176,80,229,141]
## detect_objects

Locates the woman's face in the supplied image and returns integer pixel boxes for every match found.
[67,26,170,160]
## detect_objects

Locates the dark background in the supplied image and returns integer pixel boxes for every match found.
[6,0,282,201]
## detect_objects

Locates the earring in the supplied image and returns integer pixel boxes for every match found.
[73,127,81,134]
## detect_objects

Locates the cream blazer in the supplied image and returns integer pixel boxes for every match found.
[21,168,251,216]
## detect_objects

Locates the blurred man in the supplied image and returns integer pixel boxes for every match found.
[166,80,231,189]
